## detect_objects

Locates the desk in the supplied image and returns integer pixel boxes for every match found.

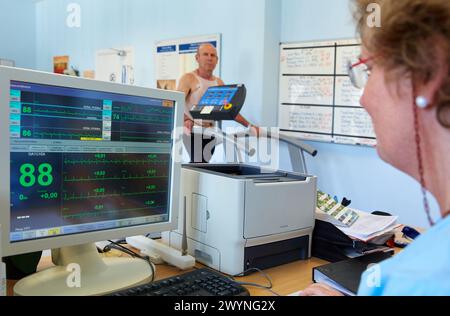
[234,257,328,296]
[7,249,328,296]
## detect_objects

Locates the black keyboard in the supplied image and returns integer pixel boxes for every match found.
[110,268,250,296]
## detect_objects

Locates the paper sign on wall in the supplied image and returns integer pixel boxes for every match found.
[95,47,135,85]
[155,34,221,91]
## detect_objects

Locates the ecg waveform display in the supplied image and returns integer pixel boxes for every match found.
[10,81,175,143]
[18,92,104,140]
[111,102,173,143]
[10,152,171,239]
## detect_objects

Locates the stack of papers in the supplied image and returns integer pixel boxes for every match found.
[336,208,399,242]
[313,269,356,296]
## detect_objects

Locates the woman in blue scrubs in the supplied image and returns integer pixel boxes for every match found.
[302,0,450,296]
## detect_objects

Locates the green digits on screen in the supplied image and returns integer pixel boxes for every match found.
[19,163,53,187]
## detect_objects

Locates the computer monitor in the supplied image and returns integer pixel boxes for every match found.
[0,66,184,295]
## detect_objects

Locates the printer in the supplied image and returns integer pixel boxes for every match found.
[162,164,317,276]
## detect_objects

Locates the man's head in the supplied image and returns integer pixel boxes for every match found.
[195,43,218,74]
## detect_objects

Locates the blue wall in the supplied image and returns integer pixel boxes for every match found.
[281,0,356,42]
[34,0,280,127]
[280,0,440,227]
[0,0,36,69]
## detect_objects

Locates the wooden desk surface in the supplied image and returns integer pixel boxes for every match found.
[233,257,328,296]
[7,250,328,296]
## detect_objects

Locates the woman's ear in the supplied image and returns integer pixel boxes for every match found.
[415,43,449,108]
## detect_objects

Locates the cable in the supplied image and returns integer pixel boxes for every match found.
[115,239,127,245]
[230,268,281,296]
[231,267,273,287]
[265,288,281,297]
[234,282,281,296]
[106,240,155,282]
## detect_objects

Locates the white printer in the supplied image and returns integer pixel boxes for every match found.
[162,164,317,276]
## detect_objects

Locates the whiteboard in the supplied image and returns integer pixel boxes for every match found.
[278,39,376,146]
[155,34,221,91]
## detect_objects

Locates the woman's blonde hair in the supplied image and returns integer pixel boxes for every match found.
[353,0,450,127]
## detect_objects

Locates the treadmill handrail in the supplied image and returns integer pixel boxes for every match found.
[190,127,318,161]
[191,128,256,157]
[227,130,318,157]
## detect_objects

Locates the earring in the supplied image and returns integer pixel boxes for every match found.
[416,96,429,109]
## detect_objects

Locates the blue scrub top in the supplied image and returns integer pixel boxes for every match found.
[358,215,450,296]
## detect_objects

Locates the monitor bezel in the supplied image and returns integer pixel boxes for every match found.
[0,66,184,257]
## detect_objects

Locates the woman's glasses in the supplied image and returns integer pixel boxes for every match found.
[347,57,373,89]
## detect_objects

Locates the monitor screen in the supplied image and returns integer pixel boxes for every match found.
[9,80,176,243]
[198,86,238,107]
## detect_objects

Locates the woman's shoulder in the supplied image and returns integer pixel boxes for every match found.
[358,225,450,296]
[397,219,450,260]
[376,217,450,278]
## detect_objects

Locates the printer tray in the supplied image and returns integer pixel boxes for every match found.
[244,236,310,275]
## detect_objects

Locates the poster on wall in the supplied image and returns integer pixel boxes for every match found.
[155,34,221,91]
[53,55,69,74]
[95,47,135,85]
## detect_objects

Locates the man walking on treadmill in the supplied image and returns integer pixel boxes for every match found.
[177,43,259,163]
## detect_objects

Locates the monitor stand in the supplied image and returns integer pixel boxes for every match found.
[13,243,153,296]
